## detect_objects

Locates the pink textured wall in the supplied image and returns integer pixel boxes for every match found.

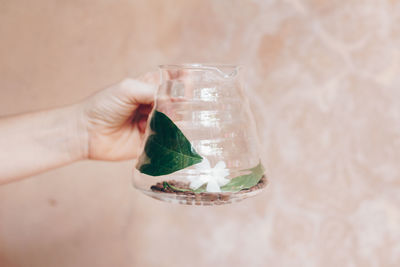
[1,0,400,266]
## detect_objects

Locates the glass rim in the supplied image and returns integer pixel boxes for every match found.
[159,63,243,71]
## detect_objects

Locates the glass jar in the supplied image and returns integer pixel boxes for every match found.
[133,64,267,205]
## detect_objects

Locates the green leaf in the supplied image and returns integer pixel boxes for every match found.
[162,181,206,193]
[220,162,264,192]
[161,163,265,193]
[163,182,192,192]
[136,110,203,176]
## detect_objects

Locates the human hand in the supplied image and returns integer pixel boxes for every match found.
[78,73,158,161]
[0,73,159,183]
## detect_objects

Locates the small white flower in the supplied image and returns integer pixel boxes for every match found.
[187,158,230,193]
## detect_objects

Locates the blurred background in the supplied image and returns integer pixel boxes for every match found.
[1,0,400,266]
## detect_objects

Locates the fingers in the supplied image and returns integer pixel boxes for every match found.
[165,69,187,80]
[136,71,160,85]
[120,78,157,105]
[134,105,152,134]
[119,69,191,109]
[165,69,193,101]
[138,116,148,133]
[119,75,157,134]
[137,69,187,83]
[137,104,153,115]
[134,104,153,134]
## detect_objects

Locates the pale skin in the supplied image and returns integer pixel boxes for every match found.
[0,73,158,185]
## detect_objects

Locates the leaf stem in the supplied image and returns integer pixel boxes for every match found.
[163,181,193,192]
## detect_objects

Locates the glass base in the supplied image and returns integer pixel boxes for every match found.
[135,176,268,206]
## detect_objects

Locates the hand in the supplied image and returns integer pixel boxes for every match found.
[79,73,158,161]
[0,73,158,183]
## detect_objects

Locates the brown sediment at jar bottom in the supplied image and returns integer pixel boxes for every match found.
[150,175,267,205]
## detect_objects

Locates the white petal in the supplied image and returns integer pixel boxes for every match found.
[206,180,221,193]
[189,175,209,189]
[214,161,226,170]
[213,168,229,178]
[190,179,206,190]
[217,177,230,186]
[212,169,230,185]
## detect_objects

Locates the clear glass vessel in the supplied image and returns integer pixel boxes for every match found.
[133,64,267,205]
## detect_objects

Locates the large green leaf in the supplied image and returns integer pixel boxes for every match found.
[136,110,203,176]
[220,162,264,192]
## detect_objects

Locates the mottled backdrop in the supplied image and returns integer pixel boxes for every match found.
[1,0,400,266]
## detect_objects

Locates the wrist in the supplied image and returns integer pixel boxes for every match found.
[65,103,89,161]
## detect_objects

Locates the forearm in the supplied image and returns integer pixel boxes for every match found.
[0,104,87,184]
